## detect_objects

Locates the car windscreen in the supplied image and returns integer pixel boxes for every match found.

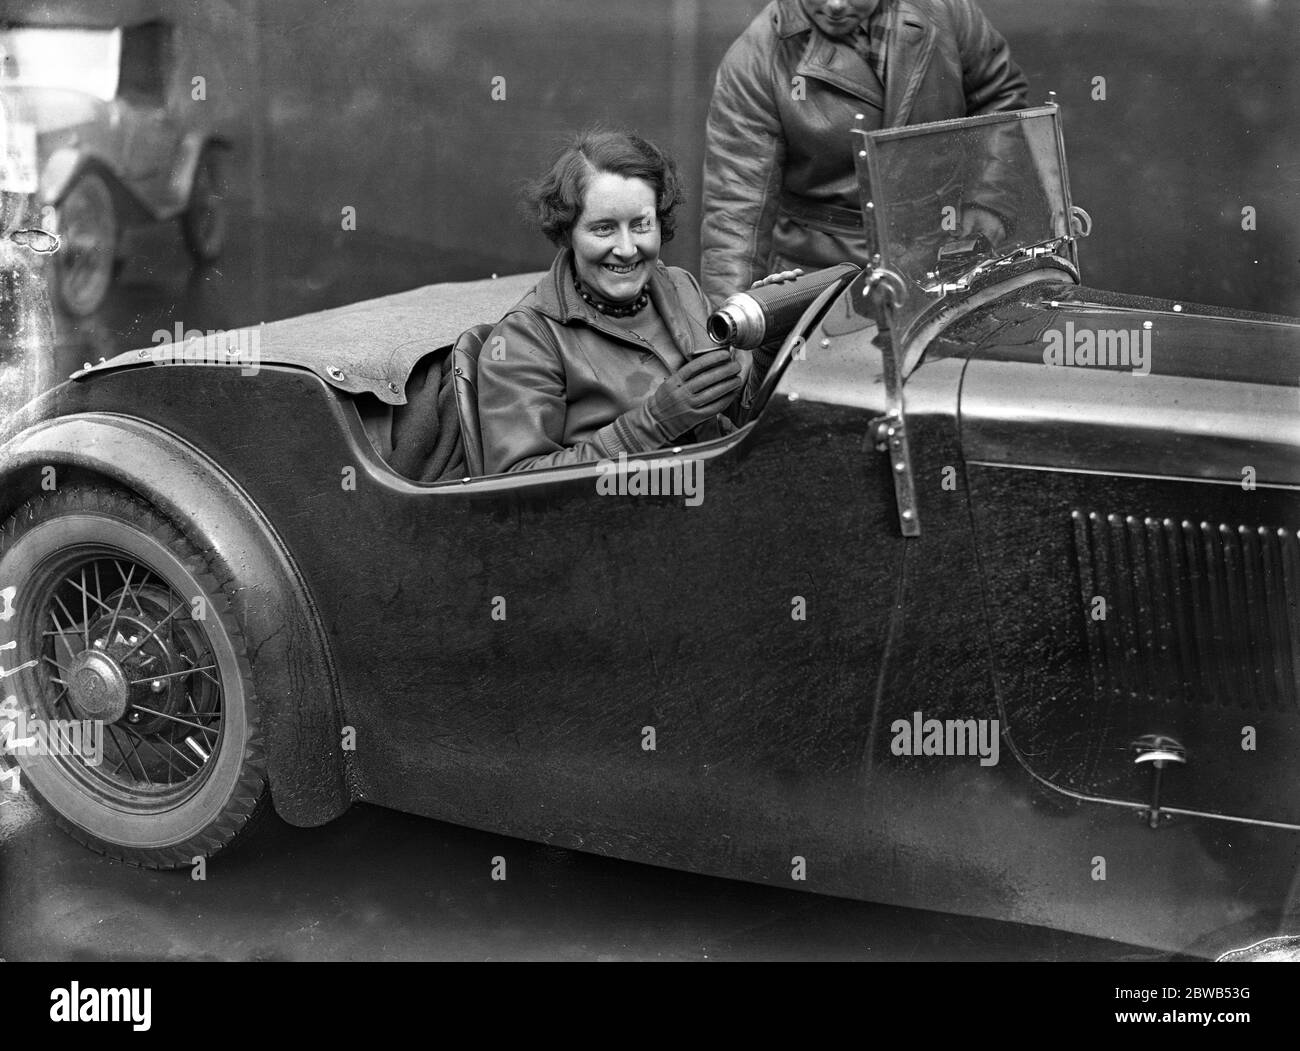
[862,107,1073,338]
[0,27,121,101]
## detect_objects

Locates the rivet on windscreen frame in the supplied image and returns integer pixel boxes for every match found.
[788,392,799,402]
[820,338,831,349]
[1173,304,1183,312]
[327,365,346,381]
[672,447,682,455]
[137,349,149,358]
[1144,321,1153,329]
[865,201,874,210]
[858,150,867,159]
[387,381,399,394]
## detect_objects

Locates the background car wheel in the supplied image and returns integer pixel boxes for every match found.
[52,171,119,317]
[182,144,229,263]
[0,485,268,868]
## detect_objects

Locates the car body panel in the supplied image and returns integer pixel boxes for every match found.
[948,283,1300,830]
[6,294,1297,955]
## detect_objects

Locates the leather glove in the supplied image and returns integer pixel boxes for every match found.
[646,349,742,441]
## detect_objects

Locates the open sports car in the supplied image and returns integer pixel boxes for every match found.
[1,105,1297,958]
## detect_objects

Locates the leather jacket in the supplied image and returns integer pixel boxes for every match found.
[478,250,755,474]
[701,0,1028,307]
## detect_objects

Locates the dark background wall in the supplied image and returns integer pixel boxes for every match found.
[12,0,1300,315]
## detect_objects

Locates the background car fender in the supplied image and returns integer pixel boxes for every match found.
[0,412,352,827]
[36,146,83,209]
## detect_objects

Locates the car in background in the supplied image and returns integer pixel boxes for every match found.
[0,16,230,316]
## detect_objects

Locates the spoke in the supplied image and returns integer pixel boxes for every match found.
[93,561,103,613]
[80,568,89,646]
[117,604,183,663]
[42,629,85,636]
[118,560,148,613]
[47,604,79,669]
[181,650,222,689]
[106,562,138,641]
[127,665,218,686]
[41,656,69,688]
[127,705,219,737]
[121,725,192,781]
[162,734,203,772]
[69,573,115,619]
[108,724,152,785]
[53,593,84,643]
[100,724,134,780]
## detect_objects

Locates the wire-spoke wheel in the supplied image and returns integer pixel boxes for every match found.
[52,171,119,317]
[0,486,267,868]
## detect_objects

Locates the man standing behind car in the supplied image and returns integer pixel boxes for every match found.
[701,0,1027,307]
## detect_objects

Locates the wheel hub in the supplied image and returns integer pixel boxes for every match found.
[73,586,205,734]
[67,650,129,722]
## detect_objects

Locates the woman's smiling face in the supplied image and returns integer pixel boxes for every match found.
[570,171,660,304]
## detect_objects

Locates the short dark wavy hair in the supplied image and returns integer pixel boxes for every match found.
[525,128,684,246]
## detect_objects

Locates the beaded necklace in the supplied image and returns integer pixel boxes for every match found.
[574,271,650,318]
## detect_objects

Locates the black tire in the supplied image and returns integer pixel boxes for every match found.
[181,144,229,263]
[0,485,267,868]
[52,171,119,317]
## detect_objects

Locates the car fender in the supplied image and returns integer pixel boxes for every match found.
[0,412,352,827]
[38,150,155,226]
[37,146,84,208]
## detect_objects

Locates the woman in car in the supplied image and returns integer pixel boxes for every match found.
[478,128,788,475]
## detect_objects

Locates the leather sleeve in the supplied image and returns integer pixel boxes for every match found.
[951,0,1029,235]
[700,18,787,311]
[952,0,1028,115]
[477,310,670,474]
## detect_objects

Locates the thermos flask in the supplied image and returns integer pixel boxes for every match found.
[706,263,860,349]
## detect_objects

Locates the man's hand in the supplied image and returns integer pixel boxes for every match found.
[750,268,804,289]
[959,205,1005,247]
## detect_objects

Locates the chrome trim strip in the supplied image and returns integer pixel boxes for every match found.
[962,360,1300,486]
[965,460,1300,492]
